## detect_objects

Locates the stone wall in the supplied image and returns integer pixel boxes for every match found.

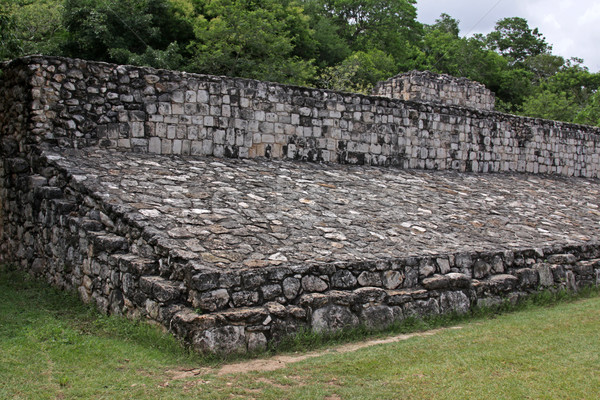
[2,145,599,354]
[2,56,600,353]
[372,70,496,111]
[0,60,31,244]
[2,56,600,177]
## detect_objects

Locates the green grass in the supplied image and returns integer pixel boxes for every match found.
[1,264,599,399]
[0,265,205,399]
[273,286,599,354]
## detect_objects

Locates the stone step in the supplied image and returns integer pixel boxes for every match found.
[166,284,474,354]
[167,303,306,354]
[296,286,466,310]
[76,217,105,232]
[573,259,600,276]
[546,253,578,265]
[295,286,471,335]
[422,272,471,290]
[33,186,64,200]
[109,253,158,276]
[89,232,129,254]
[50,198,78,214]
[139,275,185,304]
[5,157,30,174]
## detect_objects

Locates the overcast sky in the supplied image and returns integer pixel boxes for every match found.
[416,0,600,72]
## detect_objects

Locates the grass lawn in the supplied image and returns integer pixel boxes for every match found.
[1,265,599,399]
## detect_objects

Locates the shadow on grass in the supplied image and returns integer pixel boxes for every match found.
[0,265,216,364]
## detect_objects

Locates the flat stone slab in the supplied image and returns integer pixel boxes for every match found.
[48,148,600,270]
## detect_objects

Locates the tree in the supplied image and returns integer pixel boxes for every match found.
[415,20,532,112]
[574,90,600,126]
[0,0,65,60]
[62,0,193,69]
[485,17,550,64]
[319,49,395,93]
[520,63,600,123]
[12,0,65,56]
[542,61,600,105]
[187,0,316,85]
[307,0,423,71]
[426,13,459,37]
[0,3,20,60]
[301,0,351,68]
[522,90,579,122]
[524,53,565,82]
[418,14,464,76]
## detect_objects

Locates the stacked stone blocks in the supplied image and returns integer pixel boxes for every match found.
[3,56,599,178]
[372,70,496,111]
[2,56,600,353]
[2,147,600,353]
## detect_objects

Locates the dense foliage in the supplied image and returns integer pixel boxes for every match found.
[1,0,599,125]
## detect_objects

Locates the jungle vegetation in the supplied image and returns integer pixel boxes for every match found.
[1,0,599,126]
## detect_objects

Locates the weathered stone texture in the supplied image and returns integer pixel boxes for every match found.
[2,56,600,354]
[2,56,600,178]
[2,148,599,354]
[373,70,496,111]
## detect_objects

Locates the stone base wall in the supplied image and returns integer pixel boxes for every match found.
[2,146,599,353]
[2,56,600,353]
[0,60,31,242]
[2,56,600,178]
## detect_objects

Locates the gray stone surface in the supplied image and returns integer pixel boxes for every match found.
[535,264,554,287]
[194,326,246,354]
[439,291,470,314]
[332,270,357,289]
[42,148,600,270]
[360,305,396,329]
[3,55,600,355]
[312,305,360,332]
[3,56,600,178]
[373,71,496,111]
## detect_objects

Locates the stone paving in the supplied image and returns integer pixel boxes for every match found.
[5,56,600,353]
[49,147,600,271]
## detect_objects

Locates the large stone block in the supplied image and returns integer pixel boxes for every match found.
[486,274,519,292]
[302,275,329,292]
[534,264,554,287]
[311,305,359,333]
[332,269,357,289]
[403,298,440,318]
[359,305,395,329]
[547,254,577,265]
[194,326,246,354]
[439,291,470,314]
[515,268,539,289]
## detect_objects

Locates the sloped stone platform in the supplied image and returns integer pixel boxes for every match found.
[50,148,600,262]
[3,146,599,353]
[2,56,600,353]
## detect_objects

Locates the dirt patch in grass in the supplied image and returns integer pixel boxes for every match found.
[163,325,462,384]
[218,327,462,375]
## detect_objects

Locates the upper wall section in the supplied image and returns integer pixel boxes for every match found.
[2,56,600,177]
[372,71,496,111]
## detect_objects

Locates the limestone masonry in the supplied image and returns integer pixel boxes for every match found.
[2,56,600,353]
[372,70,496,111]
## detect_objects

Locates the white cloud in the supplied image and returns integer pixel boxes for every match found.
[416,0,600,72]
